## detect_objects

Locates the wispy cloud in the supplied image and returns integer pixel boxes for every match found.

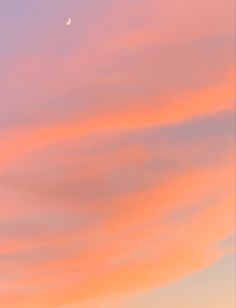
[0,0,235,306]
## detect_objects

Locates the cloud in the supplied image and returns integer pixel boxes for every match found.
[0,0,235,306]
[0,111,235,306]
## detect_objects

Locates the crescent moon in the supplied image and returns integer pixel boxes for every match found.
[66,18,72,26]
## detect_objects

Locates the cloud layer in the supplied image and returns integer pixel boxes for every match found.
[0,0,235,307]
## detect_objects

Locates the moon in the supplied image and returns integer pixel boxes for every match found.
[66,18,72,26]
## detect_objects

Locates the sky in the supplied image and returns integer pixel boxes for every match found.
[0,0,235,307]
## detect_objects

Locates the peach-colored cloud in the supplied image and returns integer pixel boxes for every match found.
[0,0,235,306]
[0,131,234,306]
[0,68,234,171]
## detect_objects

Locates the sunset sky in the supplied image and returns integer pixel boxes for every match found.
[0,0,235,307]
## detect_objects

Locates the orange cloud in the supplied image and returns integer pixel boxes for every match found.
[0,143,234,306]
[0,67,234,170]
[0,0,235,306]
